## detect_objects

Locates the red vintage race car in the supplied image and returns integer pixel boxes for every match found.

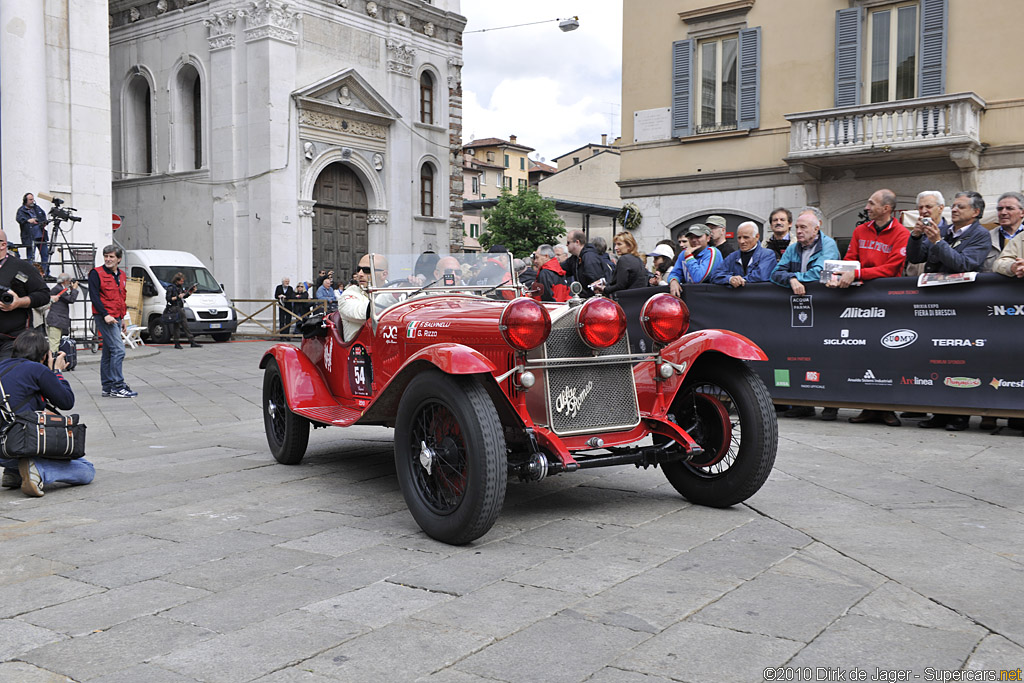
[261,253,777,545]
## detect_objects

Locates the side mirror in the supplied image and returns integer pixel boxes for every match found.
[143,282,158,297]
[220,283,225,292]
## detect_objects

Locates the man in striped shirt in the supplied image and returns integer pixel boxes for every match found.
[668,224,722,298]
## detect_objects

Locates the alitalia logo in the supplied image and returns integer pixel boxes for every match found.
[840,307,886,318]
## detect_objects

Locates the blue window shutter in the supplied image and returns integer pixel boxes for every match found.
[672,39,694,137]
[834,7,862,107]
[737,27,761,130]
[918,0,947,96]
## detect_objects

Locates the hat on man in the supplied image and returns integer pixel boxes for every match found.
[487,244,508,254]
[647,244,676,259]
[705,215,727,228]
[685,224,712,237]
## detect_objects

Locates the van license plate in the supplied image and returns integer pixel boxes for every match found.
[210,323,222,329]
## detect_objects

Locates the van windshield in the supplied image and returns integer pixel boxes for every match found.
[150,266,221,294]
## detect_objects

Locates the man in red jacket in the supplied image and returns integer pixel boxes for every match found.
[831,189,909,427]
[87,245,137,398]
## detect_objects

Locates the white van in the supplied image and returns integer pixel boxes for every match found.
[123,250,237,343]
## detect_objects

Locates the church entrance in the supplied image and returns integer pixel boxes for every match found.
[312,162,368,284]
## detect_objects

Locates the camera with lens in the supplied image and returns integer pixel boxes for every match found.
[0,285,15,306]
[49,197,82,224]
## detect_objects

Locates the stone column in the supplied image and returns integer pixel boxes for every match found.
[447,55,464,253]
[1,0,49,223]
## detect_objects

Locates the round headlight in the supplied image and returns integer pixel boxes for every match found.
[576,297,626,349]
[499,298,551,351]
[640,293,689,344]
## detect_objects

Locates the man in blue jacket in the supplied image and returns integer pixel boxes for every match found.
[15,193,50,274]
[770,207,840,295]
[668,224,723,298]
[712,222,777,287]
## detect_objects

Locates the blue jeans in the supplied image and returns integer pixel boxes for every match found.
[95,315,126,392]
[20,229,49,274]
[2,458,95,487]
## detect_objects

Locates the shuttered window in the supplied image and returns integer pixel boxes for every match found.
[672,27,759,138]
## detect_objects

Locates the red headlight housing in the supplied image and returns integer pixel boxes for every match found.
[576,297,627,349]
[500,298,551,351]
[640,294,689,344]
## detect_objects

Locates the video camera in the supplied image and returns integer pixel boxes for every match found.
[48,197,82,226]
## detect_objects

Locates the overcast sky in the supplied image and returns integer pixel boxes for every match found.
[460,0,622,164]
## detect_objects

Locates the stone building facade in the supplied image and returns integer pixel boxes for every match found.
[108,0,465,298]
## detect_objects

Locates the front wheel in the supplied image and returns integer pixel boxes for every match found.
[148,317,170,345]
[263,358,310,465]
[661,358,777,507]
[394,371,507,545]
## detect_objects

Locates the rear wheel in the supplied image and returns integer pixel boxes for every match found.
[263,358,310,465]
[394,371,506,545]
[662,358,777,507]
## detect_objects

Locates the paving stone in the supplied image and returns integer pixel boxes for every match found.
[585,668,678,683]
[415,669,511,682]
[153,610,362,683]
[0,555,74,587]
[19,579,209,636]
[504,518,629,551]
[285,543,441,590]
[88,663,201,682]
[786,614,982,673]
[31,532,176,568]
[244,510,358,539]
[769,541,888,589]
[850,581,986,635]
[391,540,565,596]
[19,616,213,681]
[456,614,649,683]
[509,538,679,596]
[965,633,1024,671]
[304,580,453,629]
[0,575,105,619]
[612,621,803,682]
[692,571,871,642]
[0,619,64,661]
[624,505,756,552]
[275,526,388,557]
[160,546,325,592]
[0,661,74,682]
[250,669,338,683]
[160,573,344,633]
[412,580,579,639]
[301,619,491,680]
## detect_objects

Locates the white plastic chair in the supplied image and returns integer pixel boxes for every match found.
[123,311,146,349]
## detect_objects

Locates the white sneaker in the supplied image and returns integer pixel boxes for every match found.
[18,460,43,497]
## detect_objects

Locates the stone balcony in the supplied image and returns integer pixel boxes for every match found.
[784,92,986,187]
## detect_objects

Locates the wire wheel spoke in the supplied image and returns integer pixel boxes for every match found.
[411,401,468,513]
[680,383,741,476]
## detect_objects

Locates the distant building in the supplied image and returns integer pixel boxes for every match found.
[463,136,535,195]
[540,137,621,246]
[620,0,1024,248]
[108,0,466,302]
[528,160,557,189]
[462,152,503,242]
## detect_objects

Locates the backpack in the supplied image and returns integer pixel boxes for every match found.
[59,336,78,371]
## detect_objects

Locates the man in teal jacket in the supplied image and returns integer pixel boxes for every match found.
[770,207,840,295]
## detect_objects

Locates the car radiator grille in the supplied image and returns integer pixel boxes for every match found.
[542,312,640,435]
[196,310,229,320]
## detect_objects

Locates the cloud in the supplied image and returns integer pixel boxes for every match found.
[460,0,622,162]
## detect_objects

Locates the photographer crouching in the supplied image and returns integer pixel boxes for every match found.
[0,229,52,359]
[0,329,94,497]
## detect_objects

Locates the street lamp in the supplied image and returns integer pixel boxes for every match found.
[464,16,580,34]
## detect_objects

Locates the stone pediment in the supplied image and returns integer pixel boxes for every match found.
[293,68,400,126]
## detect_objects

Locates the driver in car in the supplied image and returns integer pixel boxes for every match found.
[339,254,388,342]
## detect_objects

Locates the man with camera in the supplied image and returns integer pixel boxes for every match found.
[88,245,137,398]
[0,229,52,360]
[15,193,50,275]
[45,273,80,353]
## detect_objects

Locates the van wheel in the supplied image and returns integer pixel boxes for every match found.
[211,332,232,342]
[148,318,170,344]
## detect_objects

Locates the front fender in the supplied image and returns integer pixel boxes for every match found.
[664,329,768,366]
[260,344,335,411]
[404,343,500,375]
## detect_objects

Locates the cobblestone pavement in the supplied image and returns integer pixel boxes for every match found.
[2,340,1022,682]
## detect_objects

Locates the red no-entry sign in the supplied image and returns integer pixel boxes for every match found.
[112,214,122,231]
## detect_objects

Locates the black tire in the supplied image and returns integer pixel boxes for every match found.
[148,317,170,345]
[661,358,777,507]
[394,371,507,545]
[211,332,232,342]
[263,358,310,465]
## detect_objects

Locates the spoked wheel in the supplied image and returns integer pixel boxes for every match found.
[262,358,310,465]
[662,358,777,507]
[395,371,506,545]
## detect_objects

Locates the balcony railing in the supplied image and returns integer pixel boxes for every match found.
[785,92,985,161]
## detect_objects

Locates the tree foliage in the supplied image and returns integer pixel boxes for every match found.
[479,189,565,258]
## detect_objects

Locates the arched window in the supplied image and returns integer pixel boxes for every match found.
[125,74,153,175]
[420,163,434,217]
[173,64,203,171]
[420,72,434,125]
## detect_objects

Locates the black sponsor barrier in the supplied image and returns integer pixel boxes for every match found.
[616,275,1024,416]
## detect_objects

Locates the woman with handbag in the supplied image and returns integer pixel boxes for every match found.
[0,329,93,497]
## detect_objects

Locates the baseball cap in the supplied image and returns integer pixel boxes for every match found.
[705,215,727,227]
[685,224,712,237]
[647,244,676,259]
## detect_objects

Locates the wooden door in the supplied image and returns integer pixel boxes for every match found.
[312,162,368,283]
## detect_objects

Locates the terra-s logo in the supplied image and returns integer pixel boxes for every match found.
[881,329,918,349]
